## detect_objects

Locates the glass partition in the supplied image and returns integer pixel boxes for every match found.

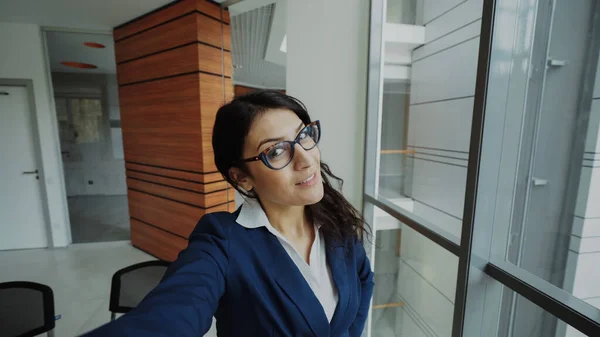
[364,0,600,336]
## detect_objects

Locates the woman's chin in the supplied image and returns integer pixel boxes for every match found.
[300,185,325,205]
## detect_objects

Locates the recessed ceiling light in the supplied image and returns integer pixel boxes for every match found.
[83,42,106,49]
[61,61,97,69]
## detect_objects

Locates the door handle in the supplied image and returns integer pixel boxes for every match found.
[532,177,548,186]
[22,169,39,175]
[547,59,567,67]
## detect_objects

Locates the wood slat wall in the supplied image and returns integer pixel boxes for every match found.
[114,0,234,261]
[117,43,232,85]
[127,177,235,208]
[128,190,234,239]
[125,162,223,184]
[113,0,230,41]
[130,219,189,262]
[234,84,286,97]
[115,13,231,64]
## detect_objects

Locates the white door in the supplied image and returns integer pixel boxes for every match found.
[0,85,48,250]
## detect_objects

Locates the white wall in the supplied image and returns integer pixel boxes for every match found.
[0,22,70,247]
[286,0,369,209]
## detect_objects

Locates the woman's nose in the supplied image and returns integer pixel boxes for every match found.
[292,143,314,170]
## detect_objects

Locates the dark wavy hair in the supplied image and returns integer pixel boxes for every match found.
[212,90,369,244]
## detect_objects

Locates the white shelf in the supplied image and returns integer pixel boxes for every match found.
[374,197,414,231]
[384,23,425,46]
[383,23,425,81]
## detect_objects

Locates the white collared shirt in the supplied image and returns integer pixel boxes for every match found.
[235,199,339,322]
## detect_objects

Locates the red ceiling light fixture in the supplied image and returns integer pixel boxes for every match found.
[61,61,97,69]
[83,42,106,49]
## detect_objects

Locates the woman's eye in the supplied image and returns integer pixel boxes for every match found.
[298,131,309,140]
[268,147,285,159]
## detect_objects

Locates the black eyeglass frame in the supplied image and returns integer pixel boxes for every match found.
[241,120,321,170]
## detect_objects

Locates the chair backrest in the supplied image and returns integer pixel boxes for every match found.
[109,260,170,314]
[0,281,55,337]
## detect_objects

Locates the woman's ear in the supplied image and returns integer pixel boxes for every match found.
[229,167,253,192]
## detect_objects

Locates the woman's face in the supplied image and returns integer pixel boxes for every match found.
[233,108,324,207]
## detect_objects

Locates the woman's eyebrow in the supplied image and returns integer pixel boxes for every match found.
[256,122,305,151]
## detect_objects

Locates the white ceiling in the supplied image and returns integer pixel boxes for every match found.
[0,0,287,87]
[0,0,177,75]
[0,0,176,31]
[47,31,116,74]
[230,2,286,89]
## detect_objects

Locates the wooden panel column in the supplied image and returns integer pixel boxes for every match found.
[113,0,235,262]
[234,84,286,97]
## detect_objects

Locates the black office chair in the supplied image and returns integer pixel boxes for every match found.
[0,281,56,337]
[109,260,170,321]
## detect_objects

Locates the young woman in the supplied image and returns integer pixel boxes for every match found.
[85,91,374,337]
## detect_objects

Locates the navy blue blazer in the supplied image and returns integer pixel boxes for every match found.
[85,210,374,337]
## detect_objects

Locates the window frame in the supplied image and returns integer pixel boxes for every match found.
[362,0,600,336]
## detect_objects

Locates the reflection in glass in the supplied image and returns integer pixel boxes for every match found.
[368,1,481,335]
[495,285,586,337]
[70,98,103,144]
[386,0,417,25]
[370,205,458,337]
[368,0,600,336]
[379,82,411,201]
[376,0,482,241]
[482,0,600,336]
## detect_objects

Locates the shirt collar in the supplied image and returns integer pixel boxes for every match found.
[236,198,321,230]
[236,198,271,229]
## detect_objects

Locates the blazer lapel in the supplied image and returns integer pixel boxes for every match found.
[327,242,350,337]
[262,229,330,337]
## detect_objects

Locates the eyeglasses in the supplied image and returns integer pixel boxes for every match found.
[242,120,321,170]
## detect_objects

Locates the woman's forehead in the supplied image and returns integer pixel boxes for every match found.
[247,109,302,141]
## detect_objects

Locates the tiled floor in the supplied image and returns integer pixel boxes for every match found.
[0,242,152,336]
[68,195,130,243]
[1,241,219,337]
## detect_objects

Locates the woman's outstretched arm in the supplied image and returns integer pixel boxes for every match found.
[83,214,229,337]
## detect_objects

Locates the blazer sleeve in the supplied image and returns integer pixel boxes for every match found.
[83,214,229,337]
[349,238,375,337]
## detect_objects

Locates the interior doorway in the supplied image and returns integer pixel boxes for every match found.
[46,30,129,243]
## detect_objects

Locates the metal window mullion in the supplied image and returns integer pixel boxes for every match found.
[364,194,461,256]
[452,0,498,336]
[485,262,600,336]
[362,4,385,200]
[362,0,386,335]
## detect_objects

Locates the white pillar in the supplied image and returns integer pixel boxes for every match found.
[286,0,370,209]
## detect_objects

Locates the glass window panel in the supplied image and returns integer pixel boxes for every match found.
[479,0,600,321]
[54,97,72,146]
[376,0,483,240]
[370,204,458,337]
[491,285,593,337]
[70,98,103,144]
[386,0,417,25]
[55,97,68,122]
